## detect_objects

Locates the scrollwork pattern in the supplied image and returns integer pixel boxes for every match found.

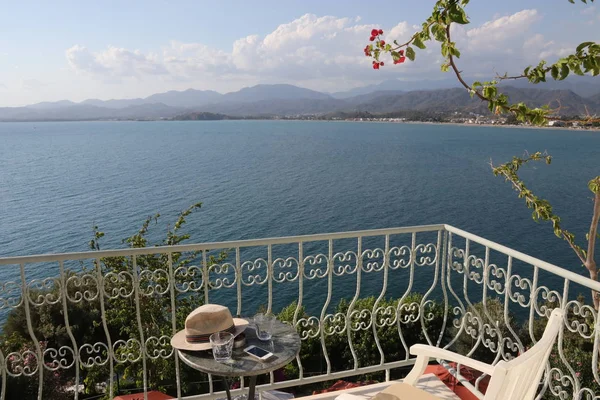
[241,259,268,286]
[103,271,134,299]
[296,316,320,339]
[0,281,23,309]
[5,231,600,399]
[139,268,170,296]
[360,248,385,273]
[66,273,98,302]
[113,339,142,364]
[534,287,562,318]
[388,245,412,269]
[414,243,437,266]
[398,302,421,324]
[272,257,299,282]
[332,251,357,276]
[323,313,347,335]
[43,346,75,370]
[507,274,533,307]
[303,254,329,279]
[27,278,61,306]
[173,264,203,293]
[450,247,466,273]
[79,342,110,367]
[145,335,173,359]
[349,308,372,331]
[548,367,575,400]
[487,263,506,294]
[210,263,237,289]
[5,350,39,377]
[374,305,397,327]
[565,300,596,339]
[466,255,485,284]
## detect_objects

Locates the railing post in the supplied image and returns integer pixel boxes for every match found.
[20,263,43,400]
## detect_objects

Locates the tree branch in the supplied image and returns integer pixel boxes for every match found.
[491,159,588,264]
[587,191,600,267]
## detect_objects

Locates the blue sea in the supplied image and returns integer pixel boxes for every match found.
[0,120,598,313]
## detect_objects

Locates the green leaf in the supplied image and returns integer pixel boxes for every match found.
[551,65,559,80]
[577,41,594,52]
[572,63,585,75]
[449,45,461,58]
[448,5,469,24]
[406,47,416,61]
[559,64,570,80]
[441,42,449,58]
[413,35,427,49]
[431,24,446,41]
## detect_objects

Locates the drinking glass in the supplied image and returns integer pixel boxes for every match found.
[210,331,234,362]
[254,313,275,341]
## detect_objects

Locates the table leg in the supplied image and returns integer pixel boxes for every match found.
[223,376,232,400]
[247,375,257,400]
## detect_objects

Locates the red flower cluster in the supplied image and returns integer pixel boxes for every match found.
[369,28,383,41]
[394,50,406,64]
[363,45,371,57]
[373,61,384,69]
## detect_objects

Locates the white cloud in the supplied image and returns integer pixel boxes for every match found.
[463,9,540,53]
[66,45,167,80]
[63,10,567,93]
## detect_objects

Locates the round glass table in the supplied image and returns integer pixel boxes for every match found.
[178,319,301,400]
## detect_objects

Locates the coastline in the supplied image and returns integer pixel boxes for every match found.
[1,118,598,132]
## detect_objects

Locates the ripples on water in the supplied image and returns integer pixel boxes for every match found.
[0,121,598,313]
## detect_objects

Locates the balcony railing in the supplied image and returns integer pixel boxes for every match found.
[0,224,599,400]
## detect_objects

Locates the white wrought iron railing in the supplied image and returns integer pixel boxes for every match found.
[0,224,599,400]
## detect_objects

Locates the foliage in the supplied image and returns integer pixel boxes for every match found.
[452,298,519,364]
[364,0,599,125]
[277,294,446,387]
[2,341,71,400]
[0,203,224,399]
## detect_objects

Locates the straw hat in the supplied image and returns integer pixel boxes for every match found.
[171,304,248,351]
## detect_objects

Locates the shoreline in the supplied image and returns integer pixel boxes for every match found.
[1,118,598,132]
[343,119,600,132]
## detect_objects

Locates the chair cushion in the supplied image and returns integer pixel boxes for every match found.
[372,383,440,400]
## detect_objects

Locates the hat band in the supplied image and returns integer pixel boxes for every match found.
[186,324,236,343]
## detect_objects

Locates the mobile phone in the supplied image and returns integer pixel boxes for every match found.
[243,345,274,361]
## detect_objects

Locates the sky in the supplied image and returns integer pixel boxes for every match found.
[0,0,599,107]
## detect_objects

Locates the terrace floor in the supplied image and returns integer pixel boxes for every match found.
[284,374,461,400]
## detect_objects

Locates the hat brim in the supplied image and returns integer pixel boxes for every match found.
[171,318,249,351]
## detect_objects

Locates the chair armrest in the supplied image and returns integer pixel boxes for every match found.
[410,344,495,375]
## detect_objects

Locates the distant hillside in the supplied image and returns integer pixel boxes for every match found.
[331,79,458,99]
[2,83,599,122]
[589,92,600,104]
[345,87,600,116]
[145,89,223,108]
[81,98,147,109]
[27,100,77,109]
[223,84,332,102]
[333,75,600,99]
[0,103,185,121]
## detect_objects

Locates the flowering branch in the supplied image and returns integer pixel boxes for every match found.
[364,0,600,125]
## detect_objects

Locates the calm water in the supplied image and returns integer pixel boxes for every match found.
[0,121,598,313]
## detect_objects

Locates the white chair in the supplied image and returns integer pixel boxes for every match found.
[339,308,564,400]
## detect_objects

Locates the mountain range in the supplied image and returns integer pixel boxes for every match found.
[2,79,600,122]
